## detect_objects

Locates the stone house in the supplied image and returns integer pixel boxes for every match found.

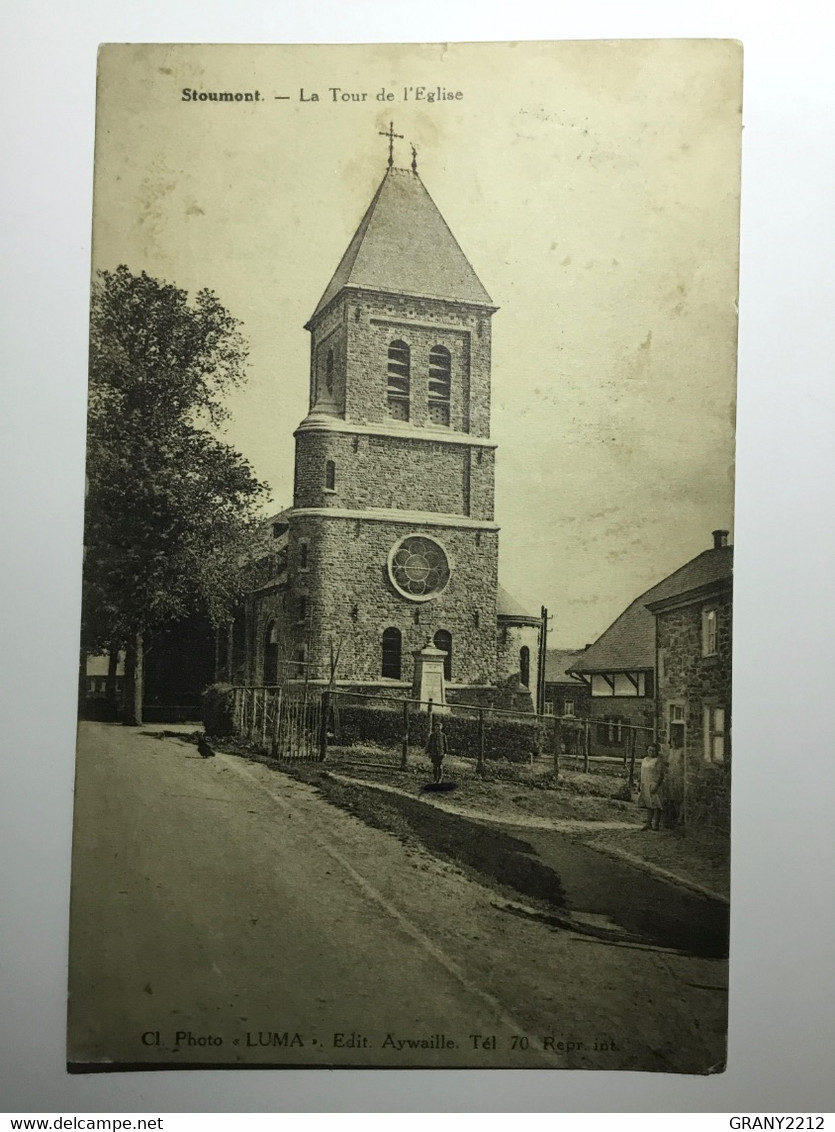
[646,552,733,825]
[569,531,733,755]
[542,648,591,720]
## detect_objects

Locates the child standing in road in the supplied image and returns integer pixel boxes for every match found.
[427,719,448,784]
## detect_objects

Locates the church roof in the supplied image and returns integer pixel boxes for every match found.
[570,543,734,675]
[309,166,494,321]
[496,585,538,622]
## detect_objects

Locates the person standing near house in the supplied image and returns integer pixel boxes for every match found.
[638,743,665,830]
[427,719,448,784]
[664,737,685,829]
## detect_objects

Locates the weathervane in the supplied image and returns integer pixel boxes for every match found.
[379,121,404,168]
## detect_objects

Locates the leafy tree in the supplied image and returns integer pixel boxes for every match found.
[83,266,268,724]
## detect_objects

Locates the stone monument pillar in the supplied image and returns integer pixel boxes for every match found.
[411,639,448,710]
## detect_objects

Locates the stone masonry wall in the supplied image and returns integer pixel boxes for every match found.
[656,596,733,759]
[496,621,541,704]
[312,291,493,437]
[307,303,345,412]
[284,513,499,687]
[293,429,494,520]
[584,695,656,746]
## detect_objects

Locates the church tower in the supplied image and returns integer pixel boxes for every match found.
[284,142,500,691]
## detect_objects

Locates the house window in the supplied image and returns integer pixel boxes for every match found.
[703,705,726,764]
[295,645,307,678]
[544,701,555,716]
[381,627,402,680]
[325,460,336,491]
[428,345,451,426]
[325,348,334,393]
[434,630,453,681]
[702,607,718,657]
[598,716,624,745]
[298,595,308,624]
[562,700,575,718]
[591,671,650,697]
[386,340,410,420]
[519,646,530,688]
[669,702,686,750]
[299,542,309,570]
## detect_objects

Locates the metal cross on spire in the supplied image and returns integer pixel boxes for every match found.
[411,144,418,173]
[379,121,404,168]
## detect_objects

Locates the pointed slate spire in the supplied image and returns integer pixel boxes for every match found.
[308,166,494,324]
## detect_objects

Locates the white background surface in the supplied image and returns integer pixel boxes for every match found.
[1,0,834,1115]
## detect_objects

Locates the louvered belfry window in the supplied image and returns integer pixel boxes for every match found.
[428,345,451,426]
[386,340,410,420]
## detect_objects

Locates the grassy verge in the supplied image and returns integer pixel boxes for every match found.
[280,761,570,914]
[325,743,634,824]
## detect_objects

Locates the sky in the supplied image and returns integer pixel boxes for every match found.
[91,40,741,647]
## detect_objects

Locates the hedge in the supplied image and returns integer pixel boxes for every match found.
[334,703,544,763]
[202,683,237,737]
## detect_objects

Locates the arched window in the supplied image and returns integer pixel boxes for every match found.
[434,629,452,681]
[428,345,451,426]
[381,627,402,680]
[325,460,336,491]
[387,340,410,420]
[325,348,334,393]
[519,645,531,688]
[264,621,279,685]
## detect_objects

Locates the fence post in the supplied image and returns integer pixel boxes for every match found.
[628,727,637,791]
[553,717,561,780]
[318,689,329,762]
[477,709,486,779]
[260,688,268,749]
[272,688,282,758]
[400,699,409,770]
[249,687,256,742]
[583,719,590,773]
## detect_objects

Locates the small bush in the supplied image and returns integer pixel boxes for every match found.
[202,683,237,737]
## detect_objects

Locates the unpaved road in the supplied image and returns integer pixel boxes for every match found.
[68,723,727,1071]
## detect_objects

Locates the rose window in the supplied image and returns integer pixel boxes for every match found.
[388,536,451,602]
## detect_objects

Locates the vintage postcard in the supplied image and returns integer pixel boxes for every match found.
[70,40,741,1072]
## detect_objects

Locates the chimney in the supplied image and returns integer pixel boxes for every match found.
[712,529,729,549]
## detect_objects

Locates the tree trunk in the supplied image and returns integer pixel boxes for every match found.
[105,642,120,721]
[122,628,144,726]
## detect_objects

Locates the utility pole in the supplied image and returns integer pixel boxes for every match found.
[537,605,550,715]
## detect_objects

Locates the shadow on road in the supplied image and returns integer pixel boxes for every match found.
[284,765,728,960]
[294,768,569,908]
